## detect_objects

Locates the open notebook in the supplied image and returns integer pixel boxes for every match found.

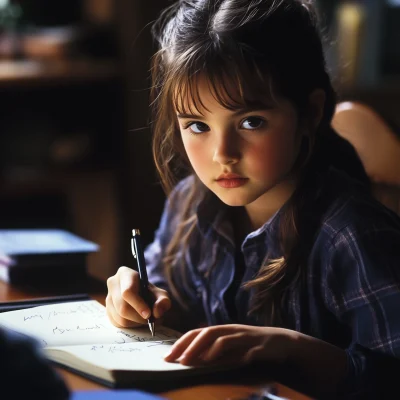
[0,300,220,387]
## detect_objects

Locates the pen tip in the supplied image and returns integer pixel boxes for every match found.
[148,321,155,337]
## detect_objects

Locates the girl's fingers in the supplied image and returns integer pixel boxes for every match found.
[201,332,250,362]
[107,267,147,323]
[164,325,274,366]
[106,267,172,325]
[150,284,172,318]
[117,267,152,320]
[164,329,203,362]
[105,294,143,328]
[166,326,243,365]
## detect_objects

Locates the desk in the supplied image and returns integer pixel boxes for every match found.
[0,279,313,400]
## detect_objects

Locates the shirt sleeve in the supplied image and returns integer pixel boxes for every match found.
[324,224,400,399]
[144,177,206,331]
[143,198,172,291]
[144,179,187,290]
[0,328,70,399]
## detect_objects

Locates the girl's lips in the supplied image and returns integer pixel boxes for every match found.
[216,178,248,188]
[216,173,244,180]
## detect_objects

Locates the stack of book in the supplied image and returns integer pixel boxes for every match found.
[0,229,99,286]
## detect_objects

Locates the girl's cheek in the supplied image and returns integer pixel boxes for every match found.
[182,139,208,170]
[247,145,281,173]
[247,138,298,178]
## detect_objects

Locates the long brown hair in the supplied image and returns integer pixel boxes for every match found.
[149,0,368,324]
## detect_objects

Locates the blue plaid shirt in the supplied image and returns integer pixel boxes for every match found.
[145,168,400,398]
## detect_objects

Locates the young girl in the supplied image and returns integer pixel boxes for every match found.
[106,1,400,398]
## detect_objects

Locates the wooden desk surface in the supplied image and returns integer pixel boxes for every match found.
[0,278,313,400]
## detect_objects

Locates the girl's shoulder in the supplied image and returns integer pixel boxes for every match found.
[312,170,400,302]
[318,168,400,241]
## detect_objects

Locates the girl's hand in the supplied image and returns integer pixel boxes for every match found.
[106,266,171,328]
[164,324,293,366]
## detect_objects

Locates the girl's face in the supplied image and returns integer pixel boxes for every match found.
[176,78,303,225]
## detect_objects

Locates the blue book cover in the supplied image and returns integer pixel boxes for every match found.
[0,229,99,257]
[71,390,164,400]
[0,229,99,283]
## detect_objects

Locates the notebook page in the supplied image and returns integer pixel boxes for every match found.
[45,342,192,372]
[0,300,180,347]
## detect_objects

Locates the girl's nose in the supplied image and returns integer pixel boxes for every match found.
[212,133,241,166]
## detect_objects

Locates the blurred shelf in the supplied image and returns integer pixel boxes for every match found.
[0,58,120,88]
[0,165,122,282]
[0,165,118,197]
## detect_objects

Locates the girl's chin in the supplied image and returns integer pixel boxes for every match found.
[221,199,248,207]
[212,192,254,207]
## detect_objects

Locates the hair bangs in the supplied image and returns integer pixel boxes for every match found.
[169,48,280,116]
[171,71,208,116]
[206,56,280,111]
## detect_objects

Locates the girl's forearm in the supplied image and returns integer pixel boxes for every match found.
[282,329,347,394]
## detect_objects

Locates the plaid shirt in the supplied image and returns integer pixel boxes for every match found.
[145,168,400,398]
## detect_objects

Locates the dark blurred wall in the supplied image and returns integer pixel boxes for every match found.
[17,0,81,26]
[113,0,172,264]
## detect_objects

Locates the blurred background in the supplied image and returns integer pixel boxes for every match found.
[0,0,398,282]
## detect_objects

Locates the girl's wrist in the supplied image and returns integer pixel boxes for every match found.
[279,327,313,365]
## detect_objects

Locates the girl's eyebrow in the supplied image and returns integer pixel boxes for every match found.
[176,113,206,120]
[176,106,275,120]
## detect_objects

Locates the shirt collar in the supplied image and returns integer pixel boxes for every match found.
[195,189,284,250]
[196,190,233,244]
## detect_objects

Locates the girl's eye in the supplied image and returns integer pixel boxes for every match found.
[186,122,209,134]
[241,117,265,130]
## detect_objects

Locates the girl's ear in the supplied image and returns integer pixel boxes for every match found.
[308,88,326,132]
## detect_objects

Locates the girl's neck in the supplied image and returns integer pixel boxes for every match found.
[245,176,299,231]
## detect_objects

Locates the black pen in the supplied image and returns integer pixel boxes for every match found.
[131,229,155,337]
